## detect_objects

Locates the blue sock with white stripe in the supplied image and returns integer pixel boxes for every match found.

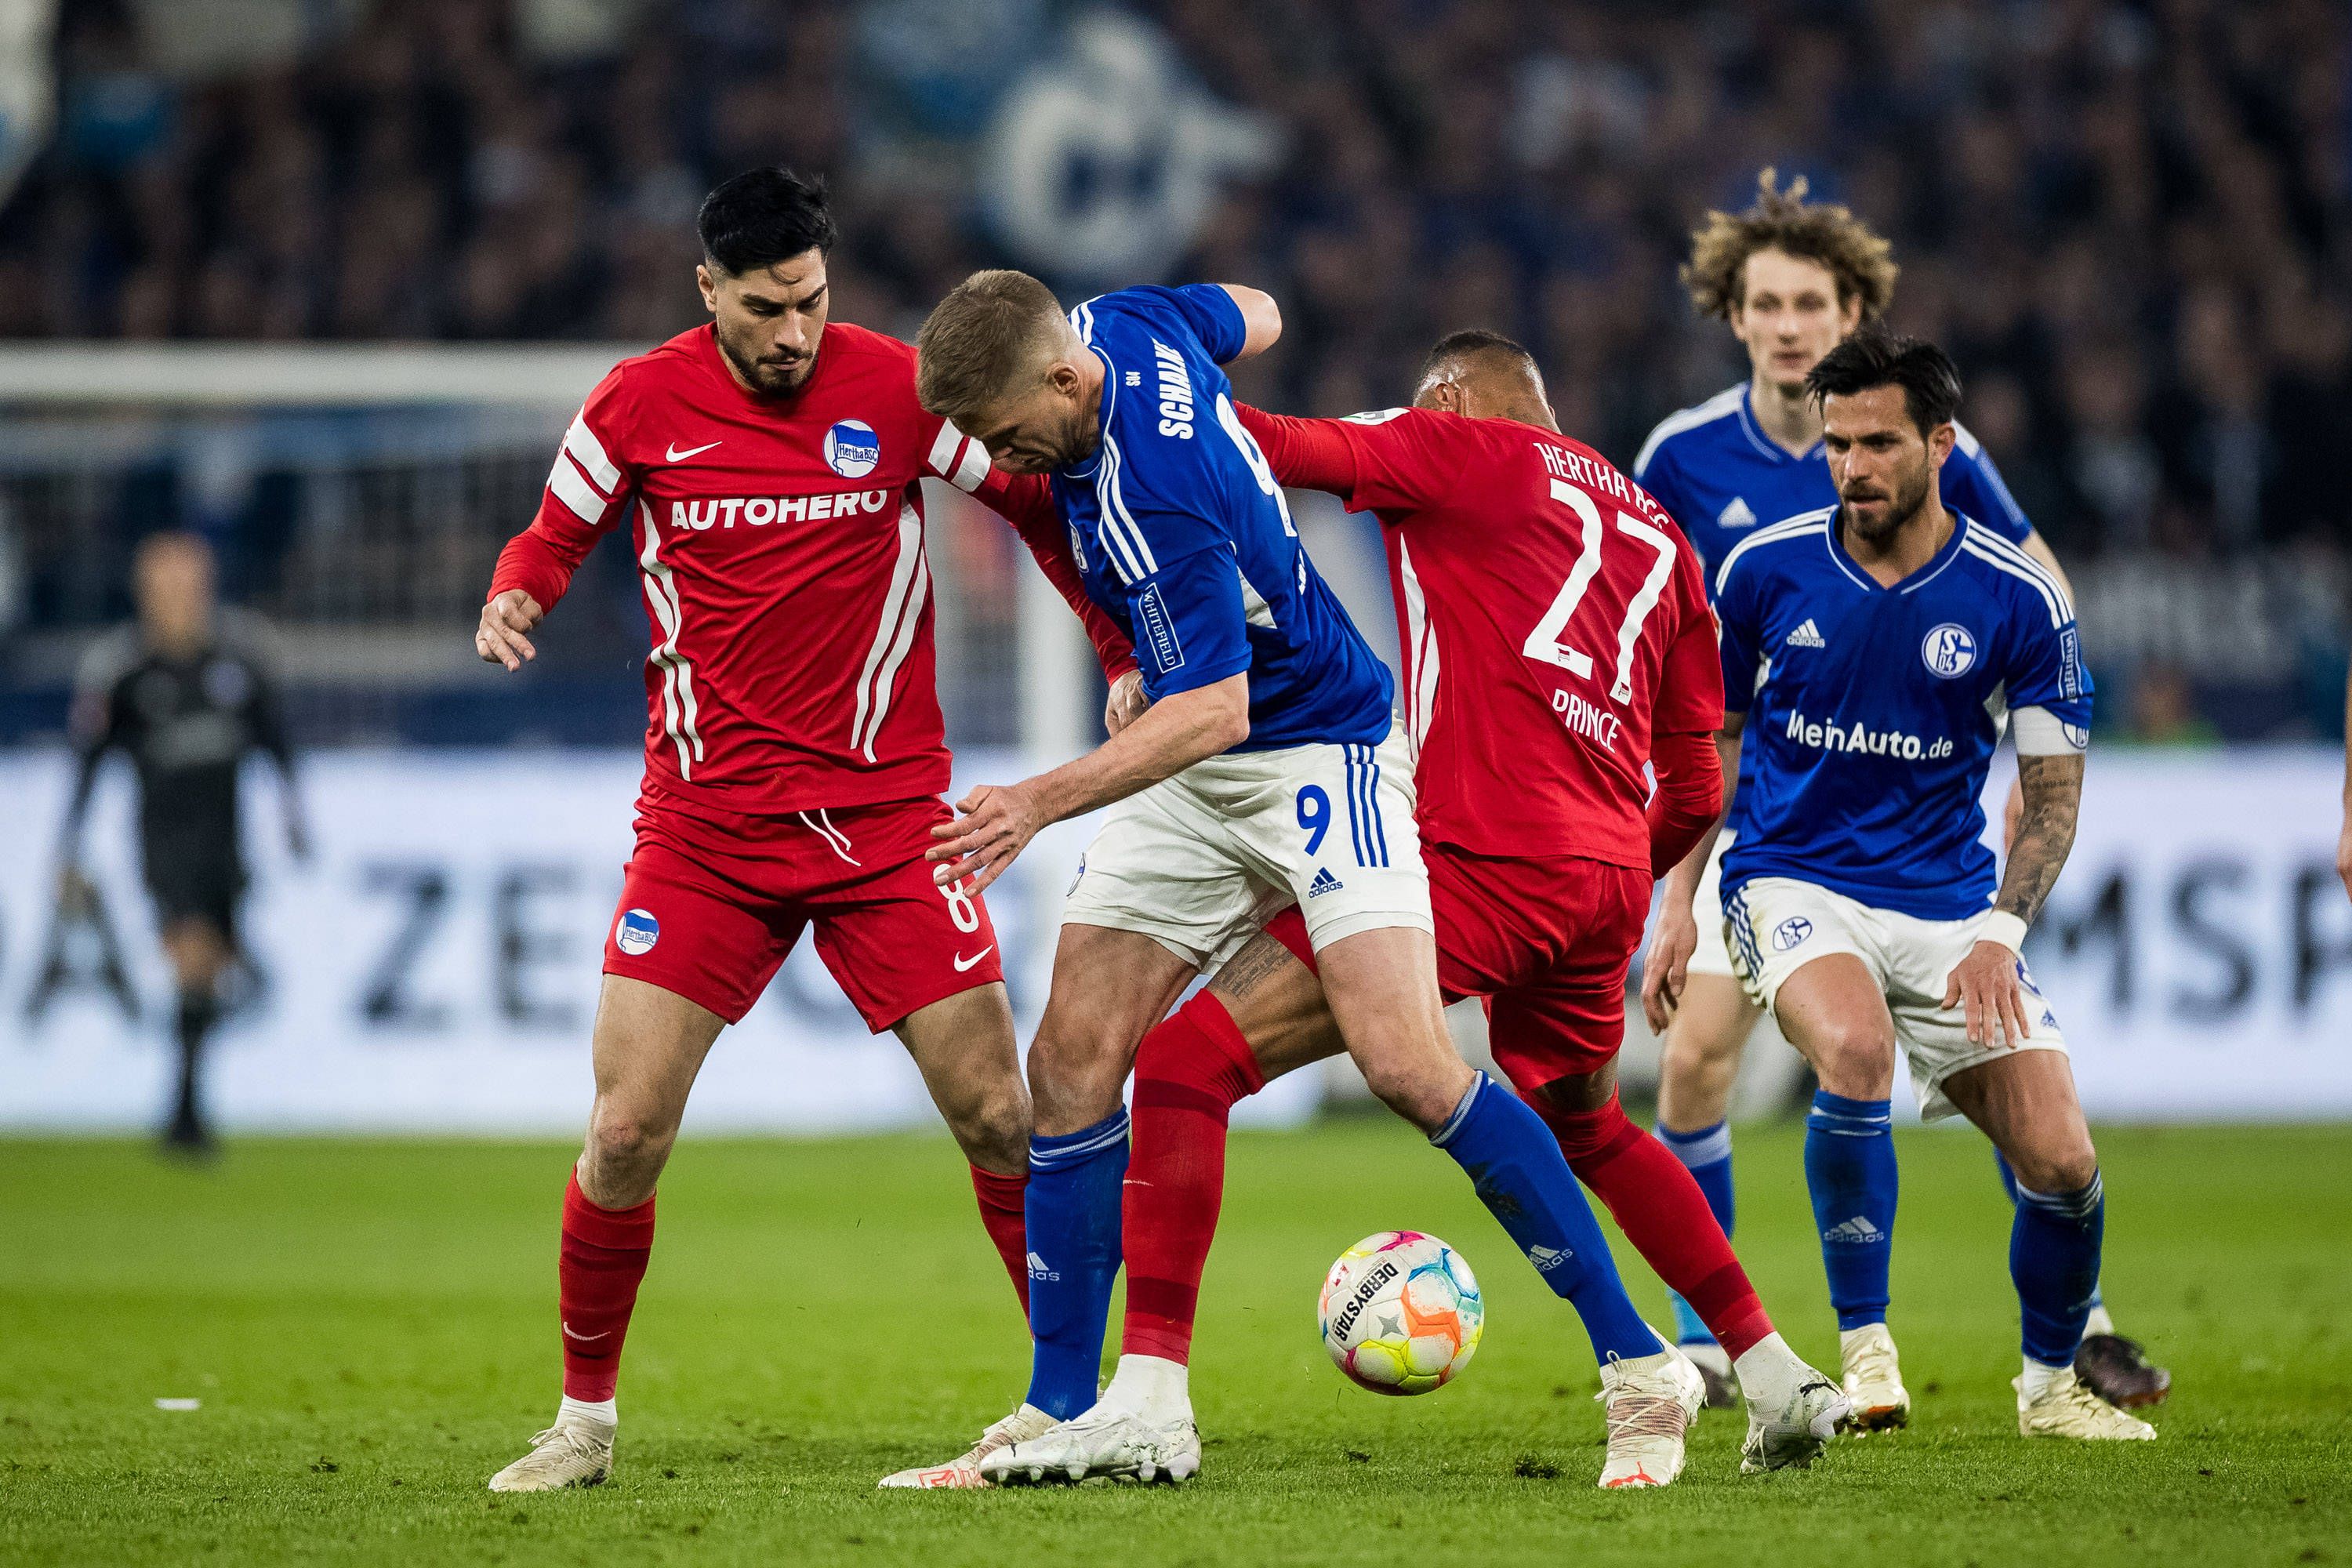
[2011,1169,2105,1367]
[1022,1109,1129,1418]
[1657,1119,1735,1346]
[1997,1149,2103,1319]
[1433,1073,1658,1364]
[1804,1091,1897,1331]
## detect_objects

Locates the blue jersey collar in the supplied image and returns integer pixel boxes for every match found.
[1825,506,1974,594]
[1739,382,1824,464]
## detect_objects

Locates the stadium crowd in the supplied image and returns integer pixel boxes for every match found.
[2,0,2347,739]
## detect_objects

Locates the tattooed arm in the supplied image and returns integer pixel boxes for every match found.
[1945,750,2085,1047]
[1994,753,2085,926]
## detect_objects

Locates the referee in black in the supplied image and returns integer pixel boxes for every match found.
[56,532,307,1153]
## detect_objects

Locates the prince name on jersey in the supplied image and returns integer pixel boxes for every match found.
[1052,285,1393,751]
[1713,506,2091,920]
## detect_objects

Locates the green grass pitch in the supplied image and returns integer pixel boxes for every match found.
[5,1120,2349,1566]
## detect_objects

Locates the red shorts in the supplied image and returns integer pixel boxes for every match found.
[1428,848,1649,1093]
[1267,847,1647,1093]
[604,786,1003,1031]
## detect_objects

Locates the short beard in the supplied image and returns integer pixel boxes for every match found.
[719,331,814,396]
[1842,470,1929,545]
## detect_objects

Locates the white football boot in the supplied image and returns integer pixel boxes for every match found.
[1740,1368,1850,1472]
[979,1399,1203,1486]
[487,1415,614,1492]
[2016,1367,2158,1441]
[877,1403,1060,1490]
[1595,1347,1706,1488]
[1838,1323,1911,1432]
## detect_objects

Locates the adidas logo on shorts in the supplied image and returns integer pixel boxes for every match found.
[1308,867,1344,898]
[1785,618,1827,648]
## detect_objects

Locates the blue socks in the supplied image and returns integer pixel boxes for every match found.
[1022,1109,1130,1418]
[1804,1091,1897,1331]
[1432,1073,1658,1365]
[1997,1149,2103,1319]
[2011,1170,2105,1367]
[1657,1119,1734,1346]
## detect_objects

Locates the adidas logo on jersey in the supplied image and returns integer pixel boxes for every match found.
[1719,496,1757,530]
[1822,1217,1886,1244]
[1308,867,1344,898]
[1785,618,1827,648]
[1526,1243,1573,1273]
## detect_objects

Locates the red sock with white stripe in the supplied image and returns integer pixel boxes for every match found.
[1525,1090,1773,1358]
[1120,992,1265,1366]
[969,1164,1031,1313]
[558,1171,655,1418]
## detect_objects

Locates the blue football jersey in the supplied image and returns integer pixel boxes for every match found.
[1714,507,2093,921]
[1054,285,1394,752]
[1633,380,2039,825]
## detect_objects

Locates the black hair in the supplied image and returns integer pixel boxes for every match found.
[1419,328,1537,383]
[1805,326,1962,434]
[697,167,837,276]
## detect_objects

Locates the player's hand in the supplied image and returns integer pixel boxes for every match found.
[1642,904,1700,1035]
[929,781,1044,895]
[1944,939,2031,1049]
[2002,775,2024,856]
[476,590,544,670]
[1104,670,1149,737]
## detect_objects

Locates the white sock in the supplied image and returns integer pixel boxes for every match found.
[2084,1303,2116,1337]
[1102,1354,1189,1416]
[557,1395,617,1430]
[1732,1331,1809,1410]
[2020,1358,2071,1400]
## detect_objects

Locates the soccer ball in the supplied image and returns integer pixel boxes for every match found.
[1317,1231,1483,1395]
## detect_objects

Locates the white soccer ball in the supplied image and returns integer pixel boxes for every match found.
[1318,1230,1484,1396]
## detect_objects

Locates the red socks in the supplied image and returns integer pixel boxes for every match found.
[1121,992,1266,1363]
[970,1164,1032,1313]
[558,1171,655,1402]
[1527,1091,1773,1359]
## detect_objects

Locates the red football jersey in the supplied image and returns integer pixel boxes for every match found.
[492,321,1130,815]
[1239,405,1721,869]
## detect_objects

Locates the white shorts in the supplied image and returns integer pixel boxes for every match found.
[1723,875,2068,1123]
[1685,830,1737,979]
[1062,719,1431,972]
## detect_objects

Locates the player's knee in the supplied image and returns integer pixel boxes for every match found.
[1025,1020,1132,1132]
[584,1109,672,1178]
[2012,1138,2098,1197]
[946,1076,1032,1167]
[1807,1021,1896,1097]
[1356,1051,1469,1136]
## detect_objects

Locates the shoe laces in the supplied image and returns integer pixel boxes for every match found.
[1601,1391,1688,1446]
[527,1425,604,1459]
[1846,1338,1900,1385]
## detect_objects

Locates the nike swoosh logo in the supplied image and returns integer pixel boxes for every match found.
[665,441,722,462]
[562,1323,611,1343]
[953,946,995,973]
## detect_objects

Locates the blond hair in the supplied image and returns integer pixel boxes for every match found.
[1680,169,1898,322]
[915,269,1069,425]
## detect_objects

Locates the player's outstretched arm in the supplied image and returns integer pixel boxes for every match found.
[928,673,1249,893]
[1216,286,1282,363]
[1642,716,1743,1035]
[1946,750,2085,1047]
